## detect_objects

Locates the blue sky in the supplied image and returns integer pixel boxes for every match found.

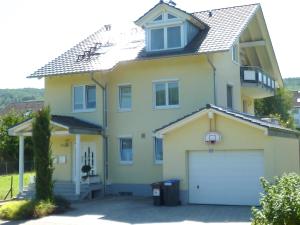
[0,0,299,89]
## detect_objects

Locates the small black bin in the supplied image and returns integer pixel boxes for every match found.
[163,179,180,206]
[151,182,164,206]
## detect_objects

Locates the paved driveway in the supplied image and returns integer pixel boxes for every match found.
[0,196,252,225]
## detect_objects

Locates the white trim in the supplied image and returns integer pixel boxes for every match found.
[118,136,133,165]
[9,119,71,136]
[148,24,184,51]
[231,43,239,65]
[153,137,163,165]
[75,134,81,195]
[152,79,180,109]
[240,40,266,48]
[72,84,96,113]
[19,136,24,194]
[155,109,268,137]
[135,3,205,29]
[118,83,132,112]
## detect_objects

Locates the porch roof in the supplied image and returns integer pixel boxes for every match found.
[8,115,102,136]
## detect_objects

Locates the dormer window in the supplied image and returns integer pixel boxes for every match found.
[135,2,205,53]
[167,13,177,19]
[150,25,182,51]
[153,14,163,21]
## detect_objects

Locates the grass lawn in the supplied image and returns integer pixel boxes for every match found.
[0,172,34,200]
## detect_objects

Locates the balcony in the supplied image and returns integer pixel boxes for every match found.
[240,66,276,99]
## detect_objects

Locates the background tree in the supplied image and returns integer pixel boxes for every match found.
[32,107,53,201]
[0,111,33,163]
[255,88,294,129]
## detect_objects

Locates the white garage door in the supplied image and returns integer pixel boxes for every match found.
[189,150,264,206]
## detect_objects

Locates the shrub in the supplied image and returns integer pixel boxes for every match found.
[252,173,300,225]
[0,196,70,220]
[32,107,54,201]
[0,200,34,220]
[33,200,56,218]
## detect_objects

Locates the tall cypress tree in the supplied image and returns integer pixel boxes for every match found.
[32,107,53,201]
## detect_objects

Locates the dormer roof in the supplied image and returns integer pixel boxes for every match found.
[135,1,207,30]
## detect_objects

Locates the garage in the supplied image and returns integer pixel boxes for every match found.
[155,104,300,205]
[188,150,264,206]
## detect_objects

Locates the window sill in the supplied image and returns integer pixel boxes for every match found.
[72,109,96,113]
[118,108,132,113]
[154,160,163,165]
[120,161,133,165]
[154,105,180,110]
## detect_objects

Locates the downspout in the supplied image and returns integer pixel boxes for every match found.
[206,54,217,105]
[90,72,108,195]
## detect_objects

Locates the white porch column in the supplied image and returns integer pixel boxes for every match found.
[19,136,24,194]
[75,134,81,195]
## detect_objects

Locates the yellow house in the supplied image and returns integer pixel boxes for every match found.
[9,2,299,205]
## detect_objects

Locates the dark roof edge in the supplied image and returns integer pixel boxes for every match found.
[154,104,300,138]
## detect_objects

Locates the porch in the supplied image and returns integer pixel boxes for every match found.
[8,115,103,200]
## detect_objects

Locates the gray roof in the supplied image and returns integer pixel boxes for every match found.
[29,3,259,78]
[51,115,102,134]
[154,104,299,137]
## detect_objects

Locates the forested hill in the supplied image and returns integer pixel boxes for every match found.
[0,88,44,110]
[284,77,300,91]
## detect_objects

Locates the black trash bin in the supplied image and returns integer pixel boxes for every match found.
[163,179,180,206]
[151,182,164,206]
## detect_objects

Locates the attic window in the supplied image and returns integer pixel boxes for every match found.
[154,14,163,21]
[149,25,182,51]
[167,13,177,19]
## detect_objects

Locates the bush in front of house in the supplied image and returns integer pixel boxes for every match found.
[32,107,54,201]
[0,196,70,220]
[252,173,300,225]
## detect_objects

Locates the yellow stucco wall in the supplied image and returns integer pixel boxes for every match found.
[44,52,267,186]
[106,55,215,184]
[213,51,242,111]
[163,112,300,191]
[51,135,103,182]
[44,75,104,126]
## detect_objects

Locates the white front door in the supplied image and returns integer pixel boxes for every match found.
[188,150,264,206]
[72,142,96,181]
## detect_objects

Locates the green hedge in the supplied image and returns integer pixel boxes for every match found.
[252,173,300,225]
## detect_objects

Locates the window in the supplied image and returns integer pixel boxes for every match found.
[153,14,163,21]
[232,44,239,63]
[227,85,233,109]
[154,137,163,163]
[73,85,96,112]
[151,28,164,50]
[154,80,179,108]
[167,26,181,48]
[149,25,182,51]
[167,13,177,19]
[119,138,133,164]
[119,85,132,111]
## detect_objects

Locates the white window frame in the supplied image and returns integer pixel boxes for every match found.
[72,85,97,113]
[118,84,132,112]
[118,136,133,165]
[148,24,184,51]
[232,43,239,64]
[153,79,180,109]
[153,137,163,164]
